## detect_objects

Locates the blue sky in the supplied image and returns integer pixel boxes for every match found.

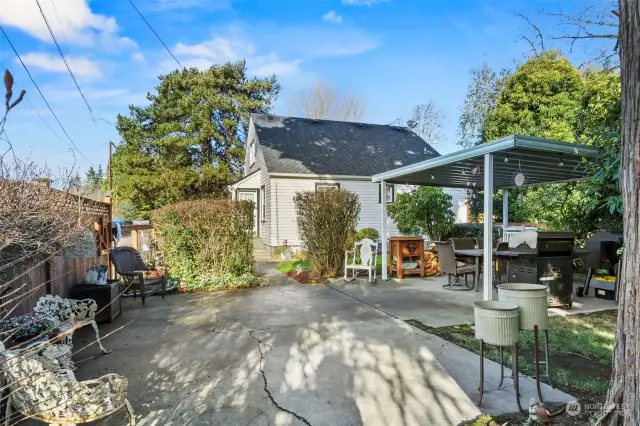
[0,0,614,174]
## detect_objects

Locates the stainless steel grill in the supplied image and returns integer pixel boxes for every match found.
[507,231,576,308]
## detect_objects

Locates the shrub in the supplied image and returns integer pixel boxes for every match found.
[153,199,259,291]
[294,190,360,278]
[387,187,454,241]
[356,227,380,241]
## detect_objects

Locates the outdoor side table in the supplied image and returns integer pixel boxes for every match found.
[389,236,425,279]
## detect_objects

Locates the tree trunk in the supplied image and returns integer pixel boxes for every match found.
[604,2,640,425]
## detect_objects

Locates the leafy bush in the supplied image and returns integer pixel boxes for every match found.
[387,187,454,241]
[294,190,360,277]
[356,227,379,241]
[153,199,259,291]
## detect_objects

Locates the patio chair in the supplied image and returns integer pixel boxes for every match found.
[475,237,498,250]
[435,242,476,291]
[110,247,165,306]
[34,295,111,356]
[451,237,476,266]
[344,238,377,283]
[0,342,135,426]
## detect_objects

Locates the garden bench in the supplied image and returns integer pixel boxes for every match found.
[34,295,112,357]
[0,342,135,425]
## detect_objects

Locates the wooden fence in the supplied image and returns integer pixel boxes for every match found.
[1,255,108,318]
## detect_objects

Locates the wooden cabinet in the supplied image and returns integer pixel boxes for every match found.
[389,236,425,279]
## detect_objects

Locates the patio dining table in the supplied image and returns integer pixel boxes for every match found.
[453,248,591,292]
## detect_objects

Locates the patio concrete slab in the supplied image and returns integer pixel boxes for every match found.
[72,279,481,426]
[328,275,617,328]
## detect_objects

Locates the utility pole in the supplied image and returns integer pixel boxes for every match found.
[108,141,116,193]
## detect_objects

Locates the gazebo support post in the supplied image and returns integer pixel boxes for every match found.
[503,189,509,231]
[381,180,388,280]
[483,153,494,301]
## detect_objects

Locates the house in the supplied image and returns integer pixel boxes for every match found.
[230,114,468,257]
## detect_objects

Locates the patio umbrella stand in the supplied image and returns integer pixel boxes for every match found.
[498,283,551,403]
[473,301,523,412]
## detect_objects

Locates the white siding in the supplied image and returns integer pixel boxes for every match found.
[444,188,468,223]
[268,178,468,248]
[230,122,271,245]
[269,178,402,247]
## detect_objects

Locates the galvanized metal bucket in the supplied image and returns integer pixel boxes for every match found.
[473,301,520,346]
[498,283,549,331]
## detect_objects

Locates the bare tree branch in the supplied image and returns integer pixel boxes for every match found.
[513,11,546,54]
[289,80,365,122]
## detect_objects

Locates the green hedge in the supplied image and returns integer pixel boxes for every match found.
[153,199,260,291]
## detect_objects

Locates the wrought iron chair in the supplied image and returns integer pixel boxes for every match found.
[110,247,165,306]
[34,295,111,356]
[0,342,135,426]
[344,238,378,283]
[435,242,476,291]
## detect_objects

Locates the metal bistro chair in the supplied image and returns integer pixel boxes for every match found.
[110,247,165,306]
[436,242,476,291]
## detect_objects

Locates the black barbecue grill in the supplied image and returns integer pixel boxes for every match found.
[577,231,623,298]
[506,231,576,308]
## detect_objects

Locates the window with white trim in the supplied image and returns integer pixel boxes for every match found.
[378,183,395,203]
[315,182,340,192]
[248,140,256,165]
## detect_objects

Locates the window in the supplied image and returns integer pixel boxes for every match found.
[248,140,256,165]
[315,182,340,192]
[260,186,266,221]
[378,183,395,203]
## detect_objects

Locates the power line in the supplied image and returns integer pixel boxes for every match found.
[0,25,95,167]
[34,0,93,114]
[127,0,182,68]
[25,96,66,144]
[49,0,70,53]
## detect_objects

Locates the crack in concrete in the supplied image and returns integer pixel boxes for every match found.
[248,330,312,426]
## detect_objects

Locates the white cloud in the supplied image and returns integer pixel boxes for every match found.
[20,52,102,79]
[132,52,146,62]
[342,0,388,5]
[174,36,241,62]
[323,11,343,23]
[0,0,135,49]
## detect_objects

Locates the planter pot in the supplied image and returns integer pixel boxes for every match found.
[473,301,520,346]
[497,283,548,331]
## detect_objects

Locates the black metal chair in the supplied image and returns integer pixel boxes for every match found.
[435,242,476,291]
[109,247,165,306]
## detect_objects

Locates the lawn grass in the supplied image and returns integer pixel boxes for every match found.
[409,310,617,400]
[276,259,311,273]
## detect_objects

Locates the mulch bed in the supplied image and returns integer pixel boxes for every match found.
[286,270,325,284]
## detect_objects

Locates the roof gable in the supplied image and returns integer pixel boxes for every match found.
[251,115,440,176]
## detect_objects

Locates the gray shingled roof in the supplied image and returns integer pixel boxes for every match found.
[252,115,441,176]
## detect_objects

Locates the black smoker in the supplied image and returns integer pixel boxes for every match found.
[507,231,575,309]
[577,231,623,298]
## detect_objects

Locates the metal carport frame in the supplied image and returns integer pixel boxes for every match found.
[372,134,600,301]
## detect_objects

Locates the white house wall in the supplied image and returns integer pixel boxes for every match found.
[269,177,400,247]
[268,178,468,248]
[230,124,271,245]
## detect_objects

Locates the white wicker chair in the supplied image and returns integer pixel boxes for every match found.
[344,238,378,283]
[0,342,134,426]
[34,295,111,357]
